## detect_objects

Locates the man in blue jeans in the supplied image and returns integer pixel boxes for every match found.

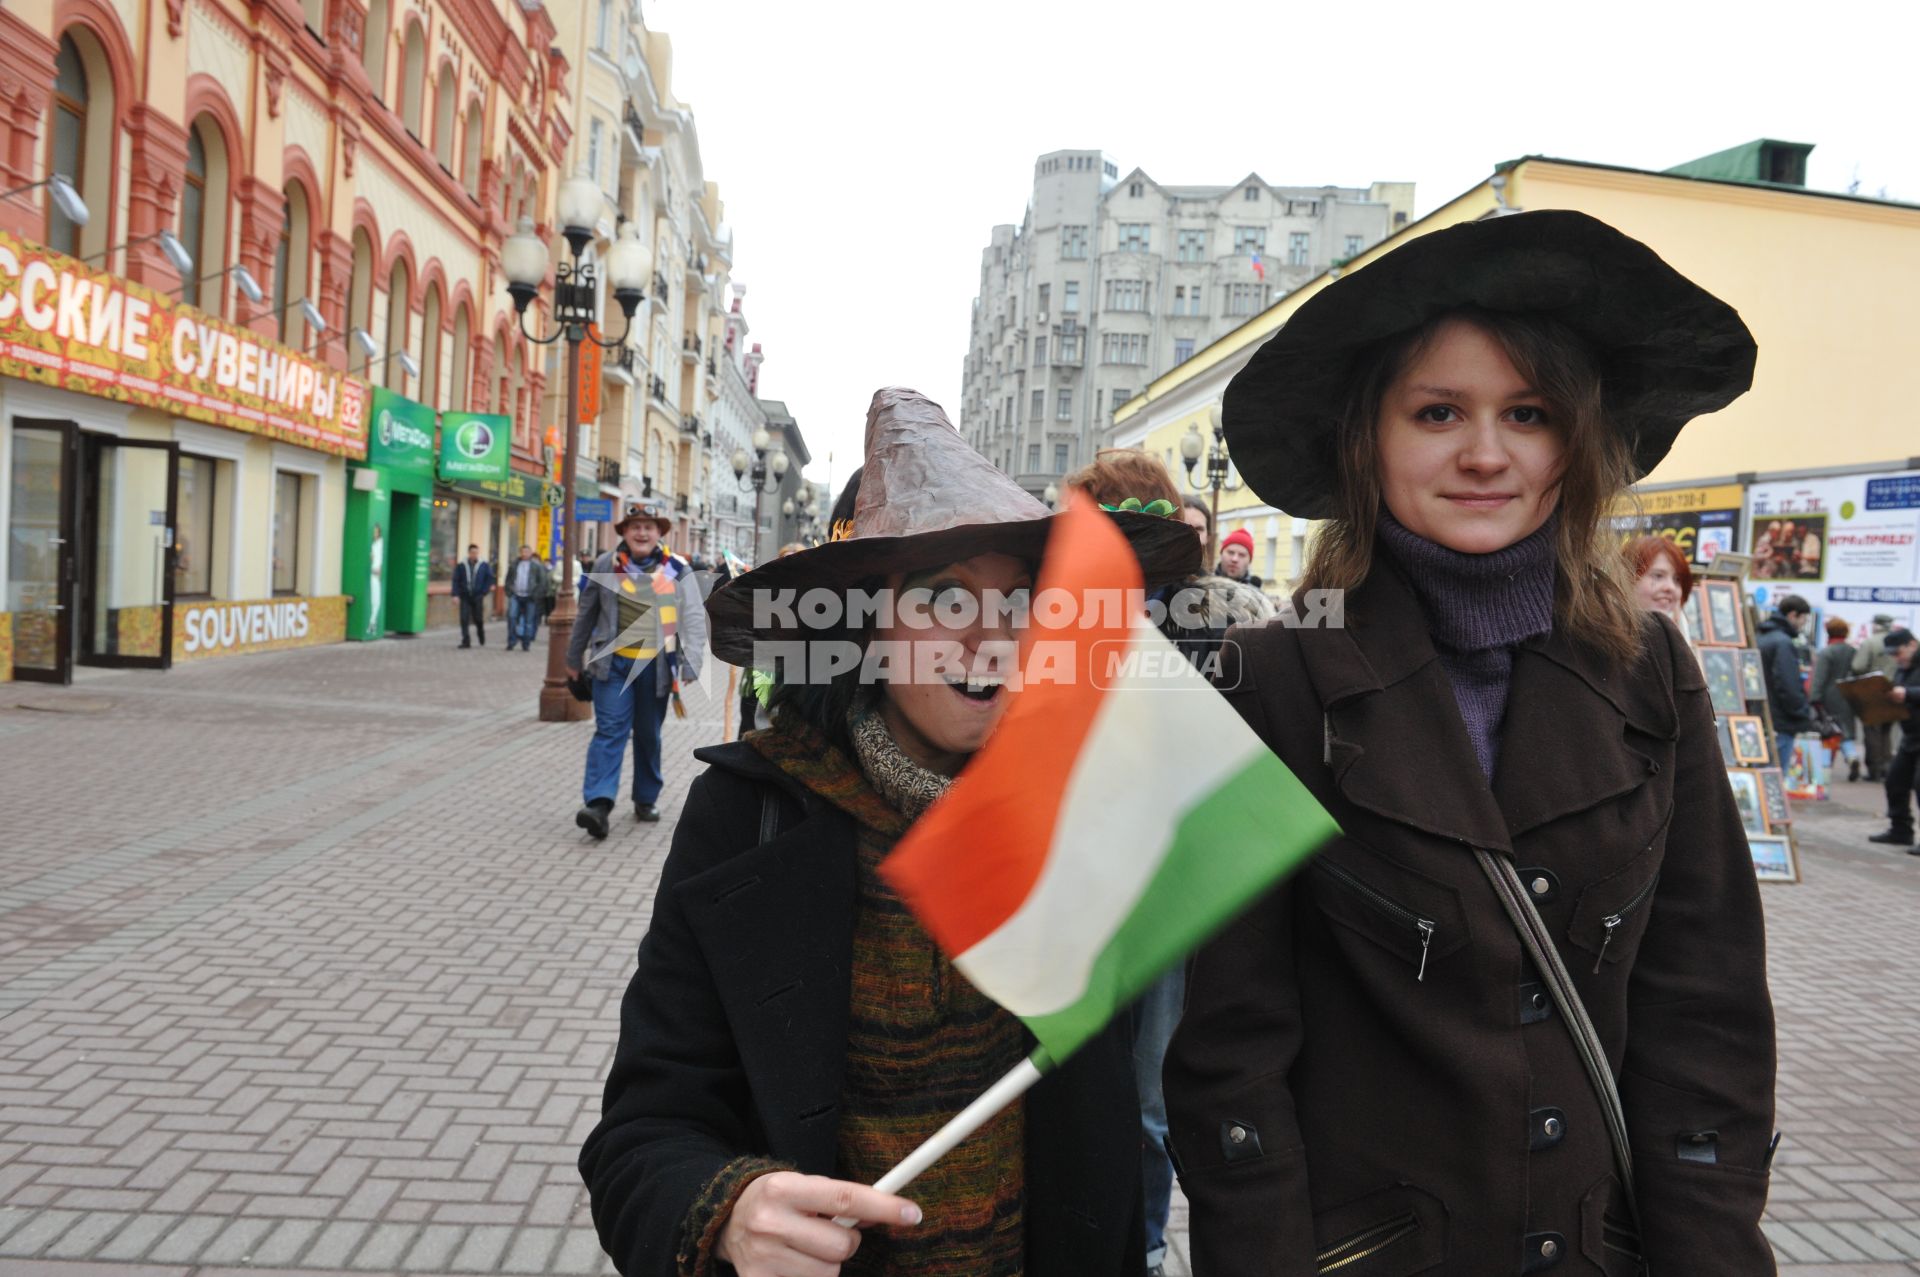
[565,500,708,839]
[503,543,551,651]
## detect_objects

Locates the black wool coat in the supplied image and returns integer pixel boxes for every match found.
[579,741,1146,1277]
[1165,562,1777,1277]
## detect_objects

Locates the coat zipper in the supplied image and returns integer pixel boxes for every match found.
[1315,1212,1420,1272]
[1592,872,1661,974]
[1316,859,1437,982]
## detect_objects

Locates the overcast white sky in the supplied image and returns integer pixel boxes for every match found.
[646,0,1919,501]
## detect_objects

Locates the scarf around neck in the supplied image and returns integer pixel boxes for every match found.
[1375,510,1559,778]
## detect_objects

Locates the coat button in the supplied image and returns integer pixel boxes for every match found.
[1228,1125,1247,1144]
[1518,868,1559,902]
[1542,1238,1560,1259]
[1523,1231,1566,1271]
[1529,1107,1566,1151]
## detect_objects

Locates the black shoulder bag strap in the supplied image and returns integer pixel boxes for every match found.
[1474,848,1649,1272]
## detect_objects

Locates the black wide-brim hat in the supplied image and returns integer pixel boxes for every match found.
[705,387,1199,665]
[1222,209,1758,519]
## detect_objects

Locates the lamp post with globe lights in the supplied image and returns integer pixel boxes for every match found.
[730,427,789,561]
[499,174,651,722]
[1181,403,1240,567]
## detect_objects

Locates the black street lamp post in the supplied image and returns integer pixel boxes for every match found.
[729,428,789,562]
[500,176,651,722]
[1181,404,1240,567]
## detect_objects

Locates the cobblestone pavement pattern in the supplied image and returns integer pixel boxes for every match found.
[0,635,1916,1275]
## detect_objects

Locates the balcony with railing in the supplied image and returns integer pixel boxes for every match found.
[680,413,704,435]
[649,375,669,405]
[675,493,690,513]
[596,455,622,486]
[605,346,639,385]
[652,272,670,303]
[681,335,702,363]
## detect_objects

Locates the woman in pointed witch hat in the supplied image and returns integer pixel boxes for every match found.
[1164,210,1779,1275]
[580,388,1196,1277]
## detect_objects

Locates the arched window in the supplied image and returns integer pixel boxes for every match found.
[179,131,207,304]
[362,0,390,98]
[48,30,114,261]
[347,229,375,374]
[461,101,483,196]
[449,303,472,411]
[492,333,509,415]
[178,117,230,313]
[46,36,88,255]
[274,183,312,346]
[509,344,525,444]
[399,23,426,137]
[385,257,411,389]
[433,64,456,169]
[420,283,443,408]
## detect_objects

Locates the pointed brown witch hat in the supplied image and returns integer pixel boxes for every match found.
[704,387,1198,664]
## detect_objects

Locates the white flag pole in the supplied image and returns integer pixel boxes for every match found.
[831,1053,1046,1228]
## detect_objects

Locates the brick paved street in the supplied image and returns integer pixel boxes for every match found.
[0,635,1917,1275]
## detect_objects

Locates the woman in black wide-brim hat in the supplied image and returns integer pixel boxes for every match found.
[579,387,1196,1277]
[1164,210,1778,1275]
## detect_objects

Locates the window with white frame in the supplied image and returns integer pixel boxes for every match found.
[1061,225,1089,259]
[1063,281,1080,312]
[1034,335,1047,365]
[1027,444,1040,471]
[1037,283,1050,315]
[1128,181,1143,197]
[1056,388,1072,421]
[1344,234,1363,258]
[1227,283,1269,315]
[588,118,605,188]
[1112,389,1132,411]
[271,471,305,594]
[1057,332,1081,363]
[1174,338,1195,364]
[1172,284,1203,316]
[1177,229,1207,262]
[1118,223,1150,253]
[1031,389,1044,420]
[1054,443,1068,472]
[595,0,612,50]
[1244,186,1260,201]
[1106,279,1145,311]
[1101,332,1147,365]
[1234,226,1265,255]
[1289,231,1310,266]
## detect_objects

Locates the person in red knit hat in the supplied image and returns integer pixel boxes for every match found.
[1215,525,1263,588]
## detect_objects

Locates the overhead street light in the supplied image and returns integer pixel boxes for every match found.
[1,174,89,226]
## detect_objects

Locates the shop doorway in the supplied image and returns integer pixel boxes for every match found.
[386,491,426,633]
[4,419,177,684]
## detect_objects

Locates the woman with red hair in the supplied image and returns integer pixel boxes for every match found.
[1626,535,1695,638]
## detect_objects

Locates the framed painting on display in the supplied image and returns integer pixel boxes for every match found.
[1701,579,1747,647]
[1726,770,1767,836]
[1748,834,1799,883]
[1738,649,1767,702]
[1700,649,1745,715]
[1758,769,1791,828]
[1728,714,1770,766]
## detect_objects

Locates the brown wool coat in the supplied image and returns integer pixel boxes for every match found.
[1165,561,1777,1276]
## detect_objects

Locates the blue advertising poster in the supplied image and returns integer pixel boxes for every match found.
[574,497,615,523]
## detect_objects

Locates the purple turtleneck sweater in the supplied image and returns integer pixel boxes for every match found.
[1376,512,1559,779]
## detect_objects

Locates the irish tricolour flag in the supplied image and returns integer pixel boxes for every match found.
[855,499,1340,1200]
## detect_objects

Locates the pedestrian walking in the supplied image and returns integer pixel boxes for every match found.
[1165,211,1777,1274]
[566,499,708,837]
[503,543,551,652]
[1853,613,1900,779]
[451,544,494,648]
[1214,525,1262,588]
[1758,594,1818,765]
[578,388,1196,1277]
[1867,627,1920,849]
[1810,616,1861,780]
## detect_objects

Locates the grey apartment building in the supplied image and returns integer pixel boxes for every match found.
[960,150,1412,496]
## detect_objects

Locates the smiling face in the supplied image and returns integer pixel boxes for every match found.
[873,551,1033,775]
[623,518,661,557]
[1375,316,1567,555]
[1635,557,1683,613]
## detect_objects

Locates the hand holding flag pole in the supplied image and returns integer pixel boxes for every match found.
[835,502,1341,1227]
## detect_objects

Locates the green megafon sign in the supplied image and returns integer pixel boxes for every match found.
[438,411,511,482]
[367,388,436,477]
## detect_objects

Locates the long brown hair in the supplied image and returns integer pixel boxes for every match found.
[1300,308,1645,665]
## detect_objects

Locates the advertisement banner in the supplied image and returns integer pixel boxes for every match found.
[1746,469,1920,631]
[443,468,558,511]
[367,387,437,477]
[0,231,367,457]
[174,596,348,660]
[438,411,510,481]
[1611,483,1745,566]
